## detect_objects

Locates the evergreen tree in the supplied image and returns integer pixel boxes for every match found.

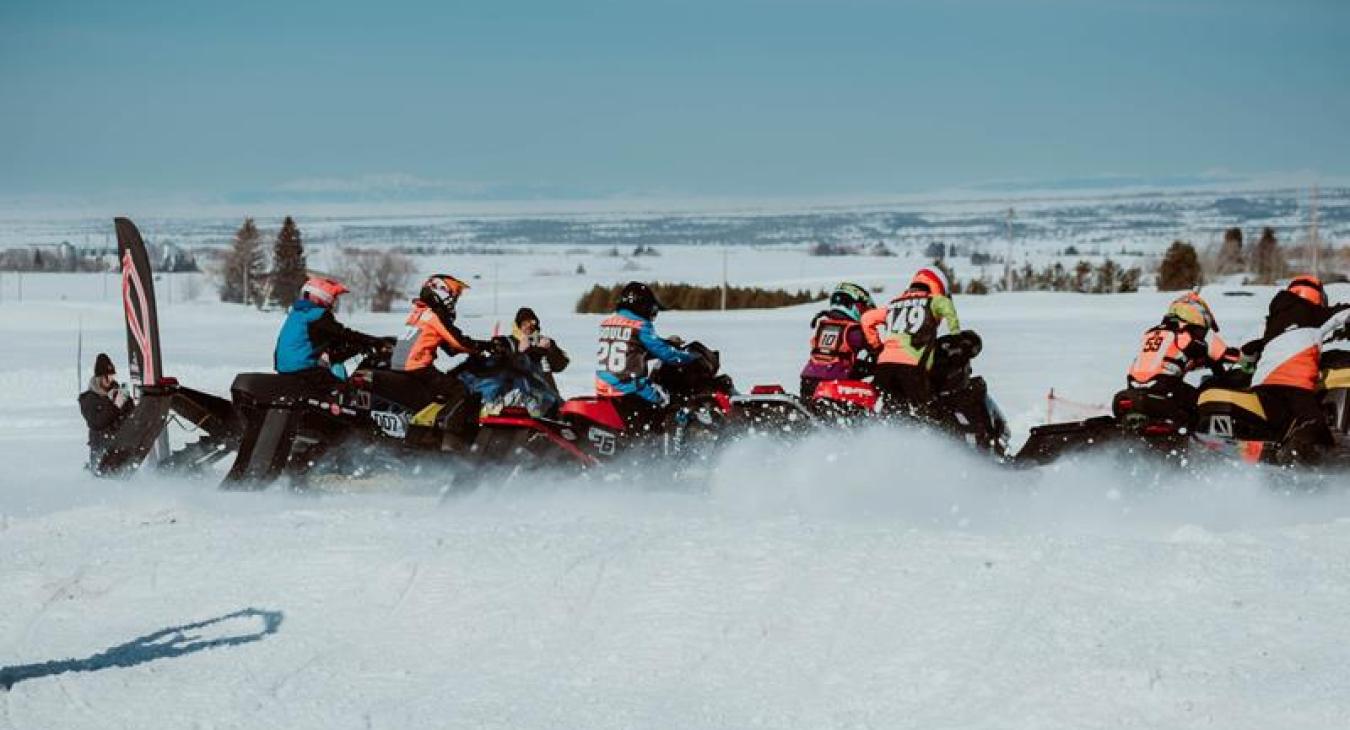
[271,216,307,306]
[1157,241,1203,290]
[219,218,266,305]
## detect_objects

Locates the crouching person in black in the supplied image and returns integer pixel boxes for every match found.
[79,353,134,470]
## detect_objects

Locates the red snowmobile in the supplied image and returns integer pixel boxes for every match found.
[470,341,734,473]
[729,332,1011,459]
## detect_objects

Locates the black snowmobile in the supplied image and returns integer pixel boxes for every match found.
[923,331,1012,458]
[92,218,242,478]
[1015,381,1201,466]
[1017,329,1350,468]
[1189,348,1350,467]
[222,338,539,489]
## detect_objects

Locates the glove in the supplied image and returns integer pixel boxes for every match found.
[650,384,671,407]
[665,335,685,348]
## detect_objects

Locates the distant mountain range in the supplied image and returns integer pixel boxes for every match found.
[2,186,1344,256]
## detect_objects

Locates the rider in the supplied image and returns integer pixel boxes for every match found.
[861,266,961,418]
[799,282,878,399]
[274,276,388,382]
[595,281,696,432]
[1242,276,1350,465]
[386,274,493,444]
[391,274,484,393]
[1125,291,1237,407]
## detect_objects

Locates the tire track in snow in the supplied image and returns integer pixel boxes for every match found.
[387,561,422,618]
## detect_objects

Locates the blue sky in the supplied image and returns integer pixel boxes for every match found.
[1,0,1346,204]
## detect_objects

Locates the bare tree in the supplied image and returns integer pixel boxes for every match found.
[1252,227,1287,285]
[218,218,267,306]
[335,248,416,312]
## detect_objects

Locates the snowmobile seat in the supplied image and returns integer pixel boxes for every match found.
[560,397,626,431]
[1322,349,1350,370]
[1197,388,1265,420]
[369,370,435,412]
[230,371,331,408]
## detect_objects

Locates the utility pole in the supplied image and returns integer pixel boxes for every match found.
[1004,207,1015,293]
[720,249,728,311]
[1310,184,1320,278]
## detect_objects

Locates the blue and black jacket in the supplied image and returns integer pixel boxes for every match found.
[595,308,695,403]
[274,299,384,374]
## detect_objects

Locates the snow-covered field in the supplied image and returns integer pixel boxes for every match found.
[3,246,1350,729]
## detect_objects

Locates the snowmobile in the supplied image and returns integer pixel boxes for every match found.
[1014,380,1200,466]
[222,339,537,488]
[1016,329,1350,468]
[726,332,1012,459]
[93,218,242,477]
[470,341,734,473]
[1190,348,1350,467]
[728,377,881,435]
[923,331,1012,458]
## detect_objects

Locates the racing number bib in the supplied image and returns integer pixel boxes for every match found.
[597,321,646,381]
[885,296,937,347]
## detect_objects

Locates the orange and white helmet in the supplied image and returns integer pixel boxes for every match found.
[420,274,469,310]
[910,266,950,296]
[1287,275,1326,307]
[301,276,349,308]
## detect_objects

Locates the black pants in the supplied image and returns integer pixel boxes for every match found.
[800,377,821,400]
[873,364,932,418]
[1256,385,1331,465]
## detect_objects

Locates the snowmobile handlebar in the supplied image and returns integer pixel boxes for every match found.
[934,331,983,364]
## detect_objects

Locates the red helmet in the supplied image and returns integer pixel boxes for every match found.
[1287,275,1326,307]
[910,266,950,296]
[301,276,349,308]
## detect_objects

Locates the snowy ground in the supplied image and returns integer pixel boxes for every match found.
[3,248,1350,729]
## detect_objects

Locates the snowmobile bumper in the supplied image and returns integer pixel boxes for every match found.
[93,381,242,477]
[1013,415,1119,466]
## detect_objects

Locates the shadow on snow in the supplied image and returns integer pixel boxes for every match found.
[0,608,283,691]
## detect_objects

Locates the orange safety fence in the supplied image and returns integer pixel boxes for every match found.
[1044,388,1110,424]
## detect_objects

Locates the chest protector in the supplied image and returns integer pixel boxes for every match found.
[1128,325,1190,384]
[597,315,648,381]
[810,317,861,367]
[885,293,940,349]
